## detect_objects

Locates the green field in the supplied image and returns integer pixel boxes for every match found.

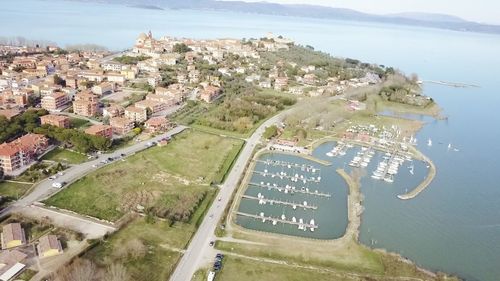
[41,148,88,164]
[213,256,364,281]
[45,130,243,222]
[0,181,32,199]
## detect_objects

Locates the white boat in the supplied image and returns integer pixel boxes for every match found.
[272,220,277,225]
[281,214,286,220]
[448,143,452,150]
[310,219,315,225]
[292,217,296,222]
[326,152,334,157]
[384,175,394,183]
[428,138,432,146]
[409,165,414,175]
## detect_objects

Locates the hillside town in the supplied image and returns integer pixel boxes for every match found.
[0,32,386,176]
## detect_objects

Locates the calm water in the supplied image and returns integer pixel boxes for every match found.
[2,1,500,280]
[236,152,348,239]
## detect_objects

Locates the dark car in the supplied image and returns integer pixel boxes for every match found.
[120,153,126,157]
[209,241,215,247]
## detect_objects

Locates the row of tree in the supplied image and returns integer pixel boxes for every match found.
[34,125,112,153]
[0,109,48,143]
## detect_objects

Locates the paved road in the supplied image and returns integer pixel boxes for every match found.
[170,94,348,281]
[0,125,188,218]
[169,111,290,281]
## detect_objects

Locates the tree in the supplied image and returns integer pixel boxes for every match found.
[263,125,278,139]
[12,65,25,72]
[172,43,192,54]
[295,128,307,141]
[53,74,66,87]
[53,258,98,281]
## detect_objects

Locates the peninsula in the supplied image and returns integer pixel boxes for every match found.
[0,32,456,281]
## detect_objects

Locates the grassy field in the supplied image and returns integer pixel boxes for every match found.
[366,93,442,117]
[69,117,90,129]
[212,140,244,184]
[45,130,242,221]
[41,147,88,164]
[85,218,186,281]
[0,181,33,199]
[214,256,366,281]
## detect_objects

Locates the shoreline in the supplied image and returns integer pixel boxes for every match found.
[397,147,436,200]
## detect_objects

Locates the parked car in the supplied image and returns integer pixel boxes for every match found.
[52,182,63,188]
[209,241,215,247]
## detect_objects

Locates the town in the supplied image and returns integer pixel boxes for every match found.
[0,32,438,281]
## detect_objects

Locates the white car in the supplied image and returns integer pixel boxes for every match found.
[52,182,63,188]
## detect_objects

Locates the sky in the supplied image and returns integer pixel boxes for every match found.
[227,0,500,24]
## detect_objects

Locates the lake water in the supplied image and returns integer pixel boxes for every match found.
[236,152,348,240]
[2,1,500,280]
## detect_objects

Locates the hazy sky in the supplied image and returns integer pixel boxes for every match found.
[230,0,500,24]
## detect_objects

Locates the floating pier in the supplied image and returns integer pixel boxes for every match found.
[242,195,318,210]
[248,182,332,198]
[237,211,318,231]
[256,159,320,173]
[253,170,321,183]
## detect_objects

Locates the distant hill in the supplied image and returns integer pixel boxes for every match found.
[75,0,500,35]
[387,12,467,23]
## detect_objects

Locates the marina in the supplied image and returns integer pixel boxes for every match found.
[237,152,348,239]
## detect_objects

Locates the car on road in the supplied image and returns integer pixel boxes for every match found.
[218,197,222,201]
[57,171,64,176]
[209,241,215,247]
[120,153,126,157]
[52,182,64,188]
[48,175,57,180]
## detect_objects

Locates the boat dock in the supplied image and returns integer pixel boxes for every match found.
[242,195,318,210]
[253,170,321,183]
[248,182,332,198]
[237,211,318,231]
[255,159,320,173]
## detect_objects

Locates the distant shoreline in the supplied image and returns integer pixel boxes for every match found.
[128,4,164,11]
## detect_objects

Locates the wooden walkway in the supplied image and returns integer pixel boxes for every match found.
[242,195,318,210]
[237,212,318,230]
[248,182,332,198]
